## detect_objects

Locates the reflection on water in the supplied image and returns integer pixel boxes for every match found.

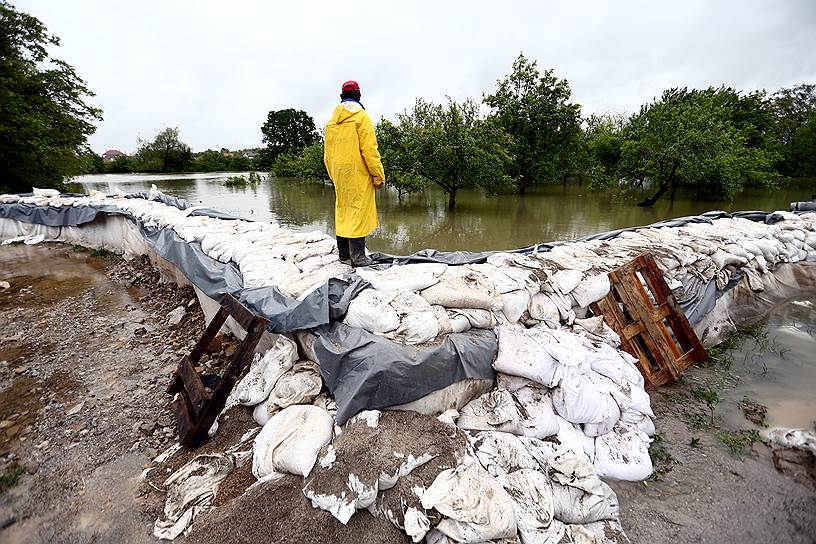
[67,173,815,255]
[720,300,816,429]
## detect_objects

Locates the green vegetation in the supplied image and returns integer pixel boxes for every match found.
[718,429,760,457]
[648,434,677,481]
[0,464,25,494]
[70,245,117,258]
[689,437,701,448]
[258,108,319,167]
[224,175,249,187]
[691,386,720,427]
[0,1,102,193]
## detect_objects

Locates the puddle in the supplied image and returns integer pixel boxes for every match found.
[0,370,84,455]
[719,299,816,430]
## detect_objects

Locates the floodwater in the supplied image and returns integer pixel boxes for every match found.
[67,172,815,255]
[720,299,816,430]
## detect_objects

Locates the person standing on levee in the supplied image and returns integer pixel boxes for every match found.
[324,80,385,267]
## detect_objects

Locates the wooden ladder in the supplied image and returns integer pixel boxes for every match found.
[167,293,269,448]
[590,252,708,388]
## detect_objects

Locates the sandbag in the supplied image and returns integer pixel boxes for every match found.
[355,263,447,292]
[252,360,323,425]
[501,469,559,543]
[551,373,621,427]
[570,274,611,308]
[470,431,542,478]
[528,293,561,328]
[552,269,583,294]
[513,386,560,439]
[593,423,653,481]
[502,289,532,323]
[457,390,524,435]
[342,289,400,333]
[420,462,518,543]
[252,405,334,478]
[232,334,298,406]
[421,272,501,311]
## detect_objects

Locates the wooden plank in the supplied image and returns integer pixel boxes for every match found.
[220,293,256,331]
[179,355,208,415]
[189,306,229,364]
[171,393,194,445]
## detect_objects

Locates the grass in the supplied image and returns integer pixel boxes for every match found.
[718,429,761,457]
[648,434,677,481]
[0,464,25,495]
[71,244,116,258]
[690,385,720,426]
[224,175,248,187]
[689,437,702,448]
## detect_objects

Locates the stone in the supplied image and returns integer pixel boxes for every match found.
[66,402,84,416]
[25,461,39,475]
[0,281,10,290]
[12,365,28,374]
[167,306,186,326]
[140,421,156,435]
[34,440,49,449]
[0,505,15,530]
[133,326,148,337]
[0,420,13,429]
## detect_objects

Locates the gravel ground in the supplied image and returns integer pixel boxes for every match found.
[1,243,814,544]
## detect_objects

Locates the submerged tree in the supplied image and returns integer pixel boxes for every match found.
[132,127,192,172]
[769,84,816,177]
[484,53,583,195]
[379,98,512,209]
[0,1,102,193]
[617,87,779,206]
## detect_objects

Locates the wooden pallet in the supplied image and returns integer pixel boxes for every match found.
[167,293,269,448]
[590,253,707,388]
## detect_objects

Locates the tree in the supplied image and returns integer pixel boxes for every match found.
[484,53,583,194]
[617,87,779,206]
[381,98,513,209]
[294,141,328,182]
[582,114,626,189]
[0,1,102,193]
[190,150,230,172]
[105,155,132,173]
[132,127,192,172]
[769,84,816,177]
[79,151,105,174]
[261,108,318,159]
[376,119,427,199]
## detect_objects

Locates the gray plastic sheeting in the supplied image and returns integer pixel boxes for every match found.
[312,324,498,424]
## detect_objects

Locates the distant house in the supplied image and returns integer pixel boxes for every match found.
[102,149,126,162]
[242,149,259,159]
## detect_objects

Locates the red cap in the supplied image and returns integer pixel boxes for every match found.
[341,80,360,92]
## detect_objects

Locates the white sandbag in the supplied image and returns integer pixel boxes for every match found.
[572,316,621,348]
[501,469,559,543]
[457,390,524,435]
[32,187,60,197]
[520,417,588,464]
[493,326,590,388]
[386,290,440,344]
[420,462,518,543]
[449,308,495,329]
[587,343,643,387]
[252,405,334,478]
[355,263,447,292]
[343,289,400,333]
[252,361,323,425]
[607,375,654,418]
[502,289,531,323]
[619,409,656,436]
[528,293,561,328]
[497,373,541,393]
[420,272,501,311]
[552,269,583,294]
[593,423,653,481]
[710,250,747,269]
[470,431,542,477]
[551,373,620,427]
[232,335,298,406]
[513,386,560,439]
[570,274,611,308]
[547,451,619,524]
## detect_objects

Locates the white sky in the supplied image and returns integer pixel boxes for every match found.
[16,0,816,154]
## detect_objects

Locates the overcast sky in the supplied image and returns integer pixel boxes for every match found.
[16,0,816,154]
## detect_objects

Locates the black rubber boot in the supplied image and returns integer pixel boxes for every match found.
[349,237,373,267]
[336,236,352,266]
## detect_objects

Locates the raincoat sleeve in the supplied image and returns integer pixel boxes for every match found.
[357,112,385,186]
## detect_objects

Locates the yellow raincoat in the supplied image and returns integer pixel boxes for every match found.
[324,101,385,238]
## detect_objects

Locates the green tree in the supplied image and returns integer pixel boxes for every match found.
[618,87,779,206]
[132,127,192,172]
[582,113,626,189]
[294,141,328,182]
[190,149,230,172]
[0,1,102,193]
[376,119,426,199]
[261,108,318,159]
[79,151,105,174]
[484,53,583,194]
[769,84,816,177]
[105,155,132,173]
[382,98,512,209]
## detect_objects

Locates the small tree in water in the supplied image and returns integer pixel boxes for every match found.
[616,87,779,206]
[377,98,512,209]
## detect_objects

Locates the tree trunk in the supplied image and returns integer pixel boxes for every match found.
[448,188,457,210]
[518,176,528,196]
[669,181,678,203]
[637,181,669,207]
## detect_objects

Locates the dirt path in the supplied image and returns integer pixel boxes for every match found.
[1,244,814,543]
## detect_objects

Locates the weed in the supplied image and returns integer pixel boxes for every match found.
[224,175,248,187]
[689,437,701,448]
[0,464,25,494]
[718,429,760,457]
[71,245,116,258]
[738,397,768,427]
[648,434,676,481]
[691,386,720,426]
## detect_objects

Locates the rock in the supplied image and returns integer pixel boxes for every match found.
[12,365,28,374]
[133,326,148,337]
[34,440,49,449]
[0,281,10,290]
[66,402,84,416]
[0,420,13,429]
[25,461,39,475]
[0,505,15,530]
[140,421,157,435]
[167,306,186,326]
